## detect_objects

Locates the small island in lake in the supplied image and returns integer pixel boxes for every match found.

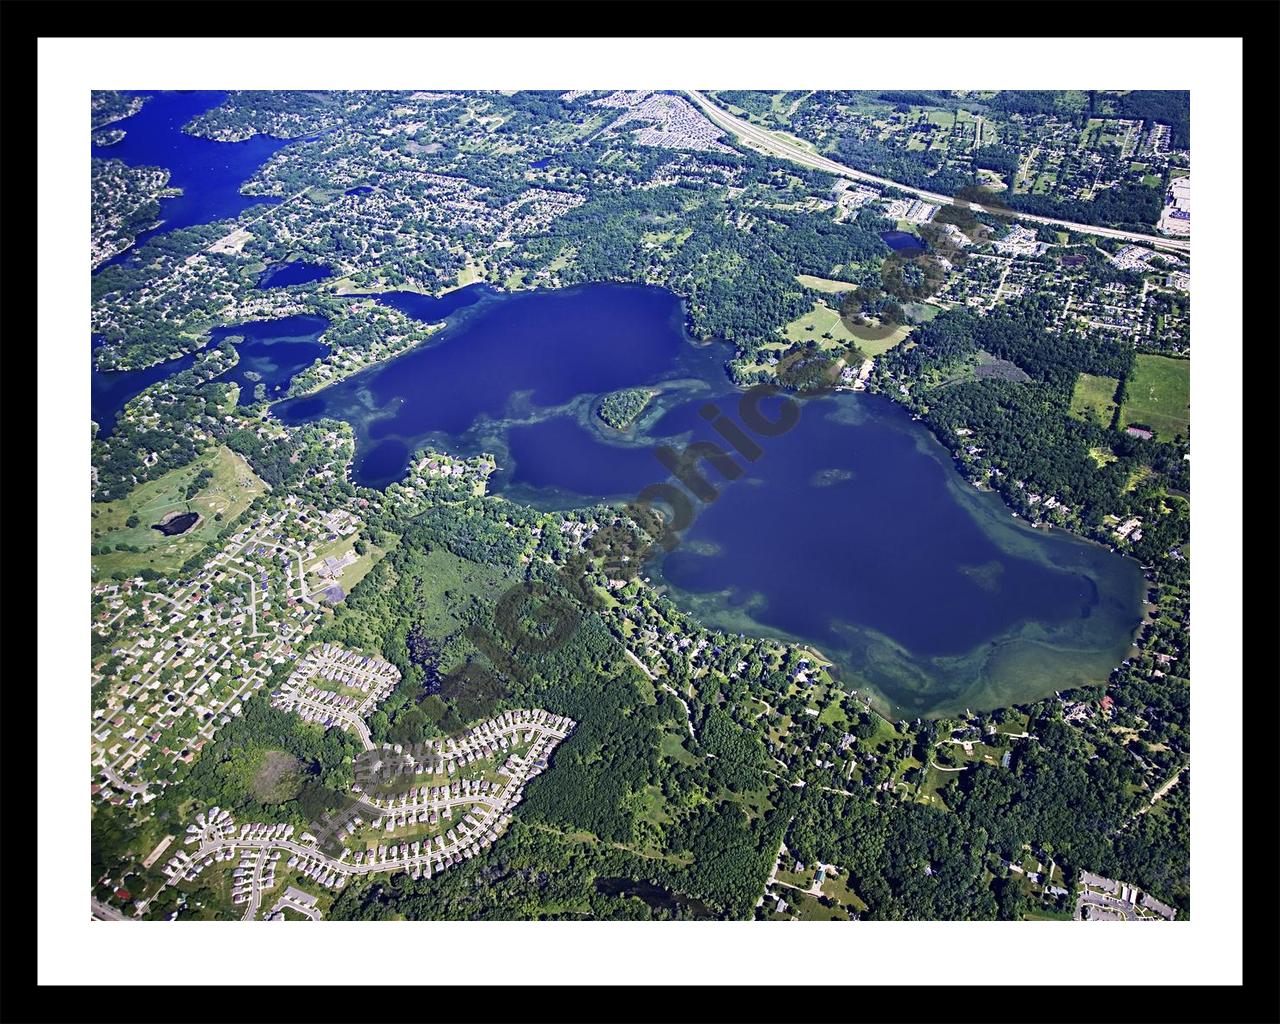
[597,387,656,430]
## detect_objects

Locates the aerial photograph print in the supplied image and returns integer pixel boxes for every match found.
[89,84,1196,928]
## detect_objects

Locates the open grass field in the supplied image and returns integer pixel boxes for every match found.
[781,300,915,360]
[395,545,516,638]
[918,762,960,809]
[90,445,267,581]
[850,322,914,357]
[902,301,943,322]
[304,532,397,601]
[337,540,392,593]
[775,864,815,889]
[454,262,484,287]
[251,750,304,803]
[1070,372,1120,426]
[782,301,861,346]
[547,244,579,272]
[820,871,869,913]
[795,273,856,294]
[724,783,774,821]
[1121,354,1190,439]
[789,890,850,921]
[659,729,699,766]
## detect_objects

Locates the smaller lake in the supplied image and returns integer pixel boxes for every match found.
[530,157,552,170]
[92,334,198,439]
[92,314,331,434]
[881,229,926,253]
[209,314,331,405]
[256,261,333,289]
[345,184,376,196]
[91,91,292,273]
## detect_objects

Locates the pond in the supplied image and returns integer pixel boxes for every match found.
[593,876,717,919]
[880,229,926,253]
[272,282,1146,718]
[152,511,200,536]
[255,261,333,289]
[209,314,331,405]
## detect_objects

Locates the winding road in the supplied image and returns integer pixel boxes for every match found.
[685,91,1191,256]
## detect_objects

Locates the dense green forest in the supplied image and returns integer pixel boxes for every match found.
[597,388,654,429]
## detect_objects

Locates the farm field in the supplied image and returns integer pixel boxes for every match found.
[1121,354,1190,439]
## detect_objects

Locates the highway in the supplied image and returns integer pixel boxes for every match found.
[685,91,1191,256]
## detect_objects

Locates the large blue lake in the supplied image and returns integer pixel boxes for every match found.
[273,283,1146,717]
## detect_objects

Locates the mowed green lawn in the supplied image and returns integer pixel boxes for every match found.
[782,300,913,357]
[782,301,861,345]
[795,273,856,294]
[90,446,267,580]
[1070,372,1120,425]
[1122,355,1190,440]
[850,322,913,357]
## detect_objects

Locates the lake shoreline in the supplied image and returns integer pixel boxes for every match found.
[272,281,1147,719]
